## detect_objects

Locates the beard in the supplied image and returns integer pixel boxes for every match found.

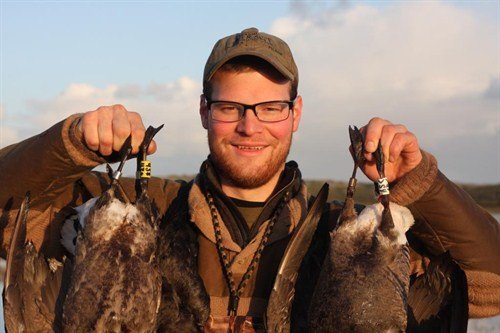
[208,133,292,189]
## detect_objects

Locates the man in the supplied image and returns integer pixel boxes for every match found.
[0,27,499,332]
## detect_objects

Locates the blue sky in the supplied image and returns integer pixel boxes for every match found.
[2,1,289,101]
[1,0,499,183]
[5,0,491,110]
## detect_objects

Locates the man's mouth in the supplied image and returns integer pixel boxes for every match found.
[236,145,264,151]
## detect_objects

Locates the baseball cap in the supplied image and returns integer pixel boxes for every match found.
[203,27,299,88]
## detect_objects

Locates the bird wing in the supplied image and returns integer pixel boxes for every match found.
[408,251,468,331]
[3,193,30,333]
[4,192,30,289]
[3,286,23,333]
[266,183,329,333]
[3,192,68,333]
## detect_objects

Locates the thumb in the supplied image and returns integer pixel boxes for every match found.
[147,139,157,155]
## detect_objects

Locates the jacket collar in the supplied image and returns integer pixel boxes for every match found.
[188,159,308,253]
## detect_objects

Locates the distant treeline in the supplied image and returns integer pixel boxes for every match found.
[459,184,500,212]
[306,181,500,213]
[164,175,500,213]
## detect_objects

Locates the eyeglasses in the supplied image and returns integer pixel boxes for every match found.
[206,99,295,123]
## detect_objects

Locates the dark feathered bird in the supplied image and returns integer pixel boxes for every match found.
[308,126,414,332]
[62,185,162,332]
[3,192,69,333]
[61,125,210,332]
[62,127,163,332]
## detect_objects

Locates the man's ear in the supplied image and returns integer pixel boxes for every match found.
[292,95,303,132]
[200,94,209,129]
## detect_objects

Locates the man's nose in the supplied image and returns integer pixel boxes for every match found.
[236,108,264,135]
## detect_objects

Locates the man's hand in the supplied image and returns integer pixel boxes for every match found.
[358,117,422,183]
[77,104,157,156]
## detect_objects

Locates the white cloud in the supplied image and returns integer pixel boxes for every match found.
[0,105,19,148]
[270,1,499,183]
[0,105,20,148]
[0,127,19,148]
[24,78,208,175]
[273,2,496,104]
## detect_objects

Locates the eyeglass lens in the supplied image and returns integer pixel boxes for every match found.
[210,101,291,122]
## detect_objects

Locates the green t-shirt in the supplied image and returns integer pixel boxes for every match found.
[230,197,265,229]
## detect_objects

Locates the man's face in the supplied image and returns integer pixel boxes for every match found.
[200,69,302,189]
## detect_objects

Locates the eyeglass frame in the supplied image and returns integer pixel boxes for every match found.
[205,98,296,123]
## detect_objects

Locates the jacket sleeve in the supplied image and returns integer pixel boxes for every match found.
[390,151,500,317]
[0,115,182,260]
[0,114,103,206]
[0,114,104,258]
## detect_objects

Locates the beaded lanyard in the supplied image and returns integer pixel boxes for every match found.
[205,190,290,316]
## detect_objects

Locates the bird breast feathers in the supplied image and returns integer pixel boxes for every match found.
[338,202,415,246]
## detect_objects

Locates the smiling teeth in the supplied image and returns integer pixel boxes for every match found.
[238,146,263,150]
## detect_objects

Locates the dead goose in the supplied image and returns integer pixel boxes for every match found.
[62,126,163,333]
[60,125,210,332]
[3,192,69,333]
[308,126,414,332]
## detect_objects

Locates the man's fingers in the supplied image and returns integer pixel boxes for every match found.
[362,119,411,163]
[361,117,390,161]
[80,105,155,157]
[147,140,157,155]
[128,112,146,155]
[389,132,419,163]
[81,111,99,151]
[97,111,113,156]
[358,117,422,182]
[112,112,132,153]
[363,118,390,150]
[380,124,407,162]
